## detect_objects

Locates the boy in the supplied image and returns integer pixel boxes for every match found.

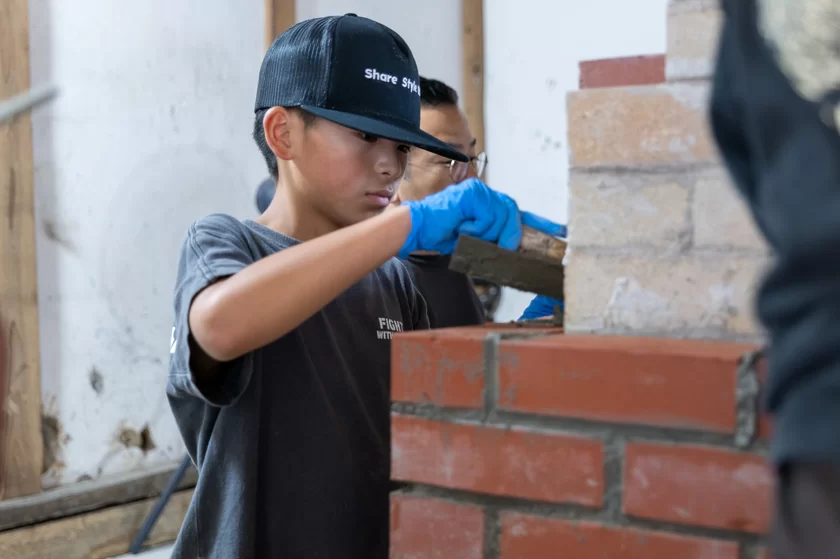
[710,1,840,556]
[166,14,561,559]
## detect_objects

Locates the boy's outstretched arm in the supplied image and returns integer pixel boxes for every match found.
[188,179,561,365]
[189,205,413,362]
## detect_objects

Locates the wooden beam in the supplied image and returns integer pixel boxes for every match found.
[462,0,485,155]
[0,460,198,532]
[265,0,296,49]
[0,489,193,559]
[0,0,44,500]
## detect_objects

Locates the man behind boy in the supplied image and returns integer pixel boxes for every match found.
[393,77,492,327]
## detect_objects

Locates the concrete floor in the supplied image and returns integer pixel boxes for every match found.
[108,544,174,559]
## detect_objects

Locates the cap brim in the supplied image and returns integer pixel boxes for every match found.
[299,105,469,162]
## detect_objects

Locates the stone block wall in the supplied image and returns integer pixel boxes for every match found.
[564,0,770,341]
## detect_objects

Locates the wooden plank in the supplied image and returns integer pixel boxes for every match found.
[450,234,565,301]
[462,0,485,155]
[0,0,44,500]
[0,460,198,532]
[0,489,193,559]
[265,0,296,49]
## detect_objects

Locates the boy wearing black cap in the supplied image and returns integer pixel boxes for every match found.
[166,14,563,559]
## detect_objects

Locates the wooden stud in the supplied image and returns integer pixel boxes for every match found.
[0,489,194,559]
[265,0,296,49]
[462,0,485,155]
[0,460,198,531]
[0,0,44,500]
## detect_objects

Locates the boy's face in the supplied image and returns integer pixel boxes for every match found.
[273,109,410,228]
[392,104,477,205]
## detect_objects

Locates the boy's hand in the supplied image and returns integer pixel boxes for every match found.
[519,295,563,320]
[399,178,564,257]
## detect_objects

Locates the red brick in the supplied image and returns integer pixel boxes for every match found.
[759,415,773,440]
[623,442,773,533]
[391,328,488,409]
[391,415,604,506]
[759,549,771,559]
[755,351,773,440]
[391,326,559,408]
[390,494,484,559]
[497,335,756,433]
[500,513,739,559]
[579,55,666,89]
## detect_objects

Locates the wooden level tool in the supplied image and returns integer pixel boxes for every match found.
[449,225,566,300]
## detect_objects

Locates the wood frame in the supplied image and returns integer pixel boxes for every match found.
[0,461,197,532]
[462,0,485,155]
[0,488,195,558]
[265,0,296,49]
[0,0,44,501]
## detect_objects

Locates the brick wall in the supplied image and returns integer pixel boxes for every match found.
[564,0,770,341]
[390,327,772,558]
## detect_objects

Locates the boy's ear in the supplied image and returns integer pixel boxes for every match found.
[264,107,295,161]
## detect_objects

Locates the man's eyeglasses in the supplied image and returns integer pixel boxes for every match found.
[449,152,488,182]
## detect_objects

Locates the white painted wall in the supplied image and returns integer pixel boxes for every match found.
[296,0,464,94]
[29,0,266,486]
[28,0,668,487]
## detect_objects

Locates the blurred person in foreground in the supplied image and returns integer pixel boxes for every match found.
[710,1,840,557]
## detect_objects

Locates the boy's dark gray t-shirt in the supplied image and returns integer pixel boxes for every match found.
[166,213,430,559]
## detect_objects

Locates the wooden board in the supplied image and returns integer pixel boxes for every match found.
[462,0,485,155]
[0,489,194,559]
[0,0,44,500]
[265,0,296,49]
[450,234,565,300]
[0,460,197,531]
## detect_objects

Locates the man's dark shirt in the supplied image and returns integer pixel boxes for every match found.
[401,253,486,328]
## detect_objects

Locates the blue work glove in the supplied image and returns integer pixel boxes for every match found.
[399,178,564,258]
[514,214,567,239]
[519,295,564,320]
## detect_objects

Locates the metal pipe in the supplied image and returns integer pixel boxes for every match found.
[0,84,58,124]
[129,455,193,554]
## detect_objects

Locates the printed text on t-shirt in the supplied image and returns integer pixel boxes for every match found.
[376,317,404,340]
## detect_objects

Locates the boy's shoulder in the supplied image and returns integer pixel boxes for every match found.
[187,212,247,238]
[184,213,298,254]
[181,213,249,251]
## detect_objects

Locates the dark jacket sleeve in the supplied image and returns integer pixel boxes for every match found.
[710,0,840,463]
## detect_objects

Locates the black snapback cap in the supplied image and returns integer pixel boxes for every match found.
[255,13,469,163]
